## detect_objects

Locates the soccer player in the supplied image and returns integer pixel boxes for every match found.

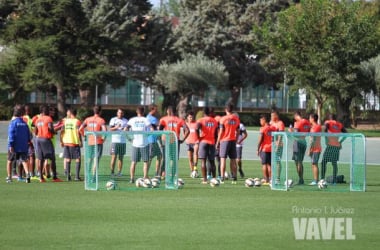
[126,106,153,182]
[308,113,322,185]
[236,115,248,178]
[79,105,107,182]
[216,103,240,184]
[6,105,31,183]
[109,109,128,177]
[196,107,218,184]
[146,104,163,177]
[257,114,275,185]
[23,105,36,178]
[185,111,199,176]
[289,111,311,185]
[34,105,61,182]
[321,114,347,184]
[159,106,189,178]
[270,110,285,184]
[60,107,82,181]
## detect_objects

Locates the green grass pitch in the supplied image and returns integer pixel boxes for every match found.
[0,154,379,250]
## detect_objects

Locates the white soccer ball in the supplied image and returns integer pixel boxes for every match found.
[151,178,161,188]
[191,170,199,178]
[210,178,220,187]
[143,178,152,188]
[177,178,185,189]
[284,179,294,188]
[135,178,144,188]
[224,171,230,180]
[318,179,328,189]
[244,178,254,188]
[106,180,116,190]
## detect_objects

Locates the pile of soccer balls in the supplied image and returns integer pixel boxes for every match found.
[135,177,161,189]
[244,178,262,188]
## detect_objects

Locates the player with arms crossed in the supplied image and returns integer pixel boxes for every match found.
[60,107,82,181]
[216,103,240,184]
[109,109,128,177]
[321,114,347,184]
[257,114,276,185]
[126,106,153,182]
[308,113,322,186]
[159,106,189,178]
[79,105,107,182]
[185,111,199,177]
[196,107,218,184]
[289,111,311,185]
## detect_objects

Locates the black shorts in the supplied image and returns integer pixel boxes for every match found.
[87,144,103,159]
[219,141,237,159]
[8,151,28,162]
[186,143,196,152]
[131,146,149,162]
[36,138,55,160]
[292,140,306,162]
[310,152,320,165]
[260,151,271,165]
[110,143,126,156]
[236,146,243,159]
[322,146,340,162]
[63,146,81,160]
[149,142,162,159]
[198,142,215,161]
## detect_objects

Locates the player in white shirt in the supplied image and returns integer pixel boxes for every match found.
[126,106,153,183]
[236,122,248,178]
[109,109,128,177]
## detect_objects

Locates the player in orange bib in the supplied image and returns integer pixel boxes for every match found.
[185,111,199,176]
[270,110,285,184]
[196,107,218,184]
[321,114,347,184]
[308,113,322,185]
[79,105,107,182]
[257,114,276,184]
[216,103,240,184]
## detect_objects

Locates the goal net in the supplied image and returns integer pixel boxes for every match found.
[84,130,178,191]
[271,132,366,192]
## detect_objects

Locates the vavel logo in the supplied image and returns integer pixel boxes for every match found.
[292,217,356,240]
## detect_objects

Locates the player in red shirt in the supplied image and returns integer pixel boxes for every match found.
[216,103,240,184]
[196,107,218,184]
[289,111,311,185]
[159,106,189,178]
[309,113,322,185]
[270,110,285,184]
[34,105,61,182]
[257,114,276,184]
[321,114,347,184]
[185,111,199,176]
[79,105,107,182]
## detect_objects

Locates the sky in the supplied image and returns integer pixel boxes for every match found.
[150,0,161,7]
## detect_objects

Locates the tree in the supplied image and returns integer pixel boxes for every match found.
[260,0,380,125]
[360,54,380,106]
[155,53,228,118]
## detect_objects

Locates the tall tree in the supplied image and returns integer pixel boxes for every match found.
[155,53,228,118]
[259,0,380,124]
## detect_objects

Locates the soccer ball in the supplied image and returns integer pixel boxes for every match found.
[177,178,185,189]
[318,179,328,189]
[151,178,161,188]
[106,180,116,190]
[224,171,230,180]
[244,178,254,188]
[210,178,220,187]
[190,170,199,178]
[135,178,144,188]
[285,179,294,188]
[143,178,152,188]
[253,178,261,187]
